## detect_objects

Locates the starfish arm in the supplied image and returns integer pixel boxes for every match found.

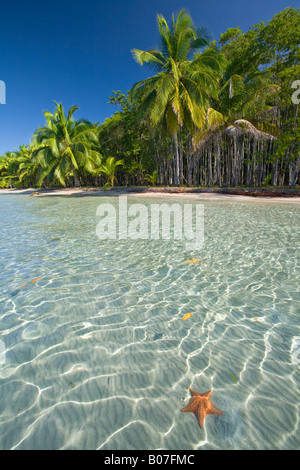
[195,407,206,428]
[181,397,199,413]
[201,390,212,398]
[207,403,224,415]
[189,387,201,396]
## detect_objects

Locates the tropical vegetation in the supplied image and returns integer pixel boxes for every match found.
[1,7,299,189]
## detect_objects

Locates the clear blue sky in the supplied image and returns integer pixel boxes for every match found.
[0,0,298,154]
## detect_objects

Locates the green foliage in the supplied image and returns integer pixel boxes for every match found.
[145,170,159,186]
[258,7,300,67]
[95,156,123,187]
[131,9,224,184]
[32,101,101,187]
[0,177,13,188]
[131,9,224,134]
[99,90,157,184]
[219,27,242,45]
[262,174,272,186]
[1,7,299,188]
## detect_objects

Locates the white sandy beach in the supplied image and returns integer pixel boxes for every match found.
[1,187,300,203]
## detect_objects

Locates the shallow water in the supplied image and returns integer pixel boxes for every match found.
[0,194,299,450]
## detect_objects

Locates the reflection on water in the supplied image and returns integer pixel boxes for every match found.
[0,195,299,450]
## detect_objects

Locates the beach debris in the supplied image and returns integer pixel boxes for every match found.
[184,258,202,264]
[183,313,192,321]
[250,317,264,322]
[230,374,237,382]
[181,387,224,428]
[11,277,41,297]
[18,282,28,289]
[16,278,40,290]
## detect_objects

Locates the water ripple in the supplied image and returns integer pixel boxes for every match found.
[0,195,299,449]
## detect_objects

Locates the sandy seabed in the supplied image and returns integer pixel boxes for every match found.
[0,192,299,449]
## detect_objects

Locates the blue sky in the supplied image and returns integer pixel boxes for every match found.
[0,0,298,154]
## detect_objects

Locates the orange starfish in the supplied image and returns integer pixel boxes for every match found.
[181,387,223,428]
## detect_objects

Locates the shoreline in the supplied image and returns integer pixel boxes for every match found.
[1,186,300,203]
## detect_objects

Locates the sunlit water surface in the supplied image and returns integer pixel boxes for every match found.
[0,194,299,450]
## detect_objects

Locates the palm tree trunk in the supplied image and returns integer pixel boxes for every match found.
[272,157,278,186]
[186,134,192,186]
[226,139,231,186]
[246,138,252,186]
[232,135,239,187]
[174,131,180,186]
[71,162,80,187]
[213,136,220,186]
[252,140,257,186]
[240,138,245,185]
[289,157,299,187]
[207,146,212,186]
[220,144,224,185]
[179,133,184,185]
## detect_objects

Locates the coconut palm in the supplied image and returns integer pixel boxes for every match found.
[0,152,12,179]
[0,151,19,187]
[32,102,101,187]
[131,9,224,185]
[96,156,123,188]
[15,145,39,187]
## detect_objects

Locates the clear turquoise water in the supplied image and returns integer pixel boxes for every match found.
[0,194,299,450]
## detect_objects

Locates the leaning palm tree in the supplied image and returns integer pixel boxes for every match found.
[95,156,123,188]
[131,9,224,185]
[32,102,101,187]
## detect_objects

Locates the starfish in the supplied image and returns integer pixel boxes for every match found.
[181,388,223,428]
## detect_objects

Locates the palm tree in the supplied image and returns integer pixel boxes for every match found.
[145,169,158,186]
[126,161,146,186]
[32,102,101,187]
[0,151,19,187]
[96,156,123,188]
[131,9,223,185]
[15,145,39,187]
